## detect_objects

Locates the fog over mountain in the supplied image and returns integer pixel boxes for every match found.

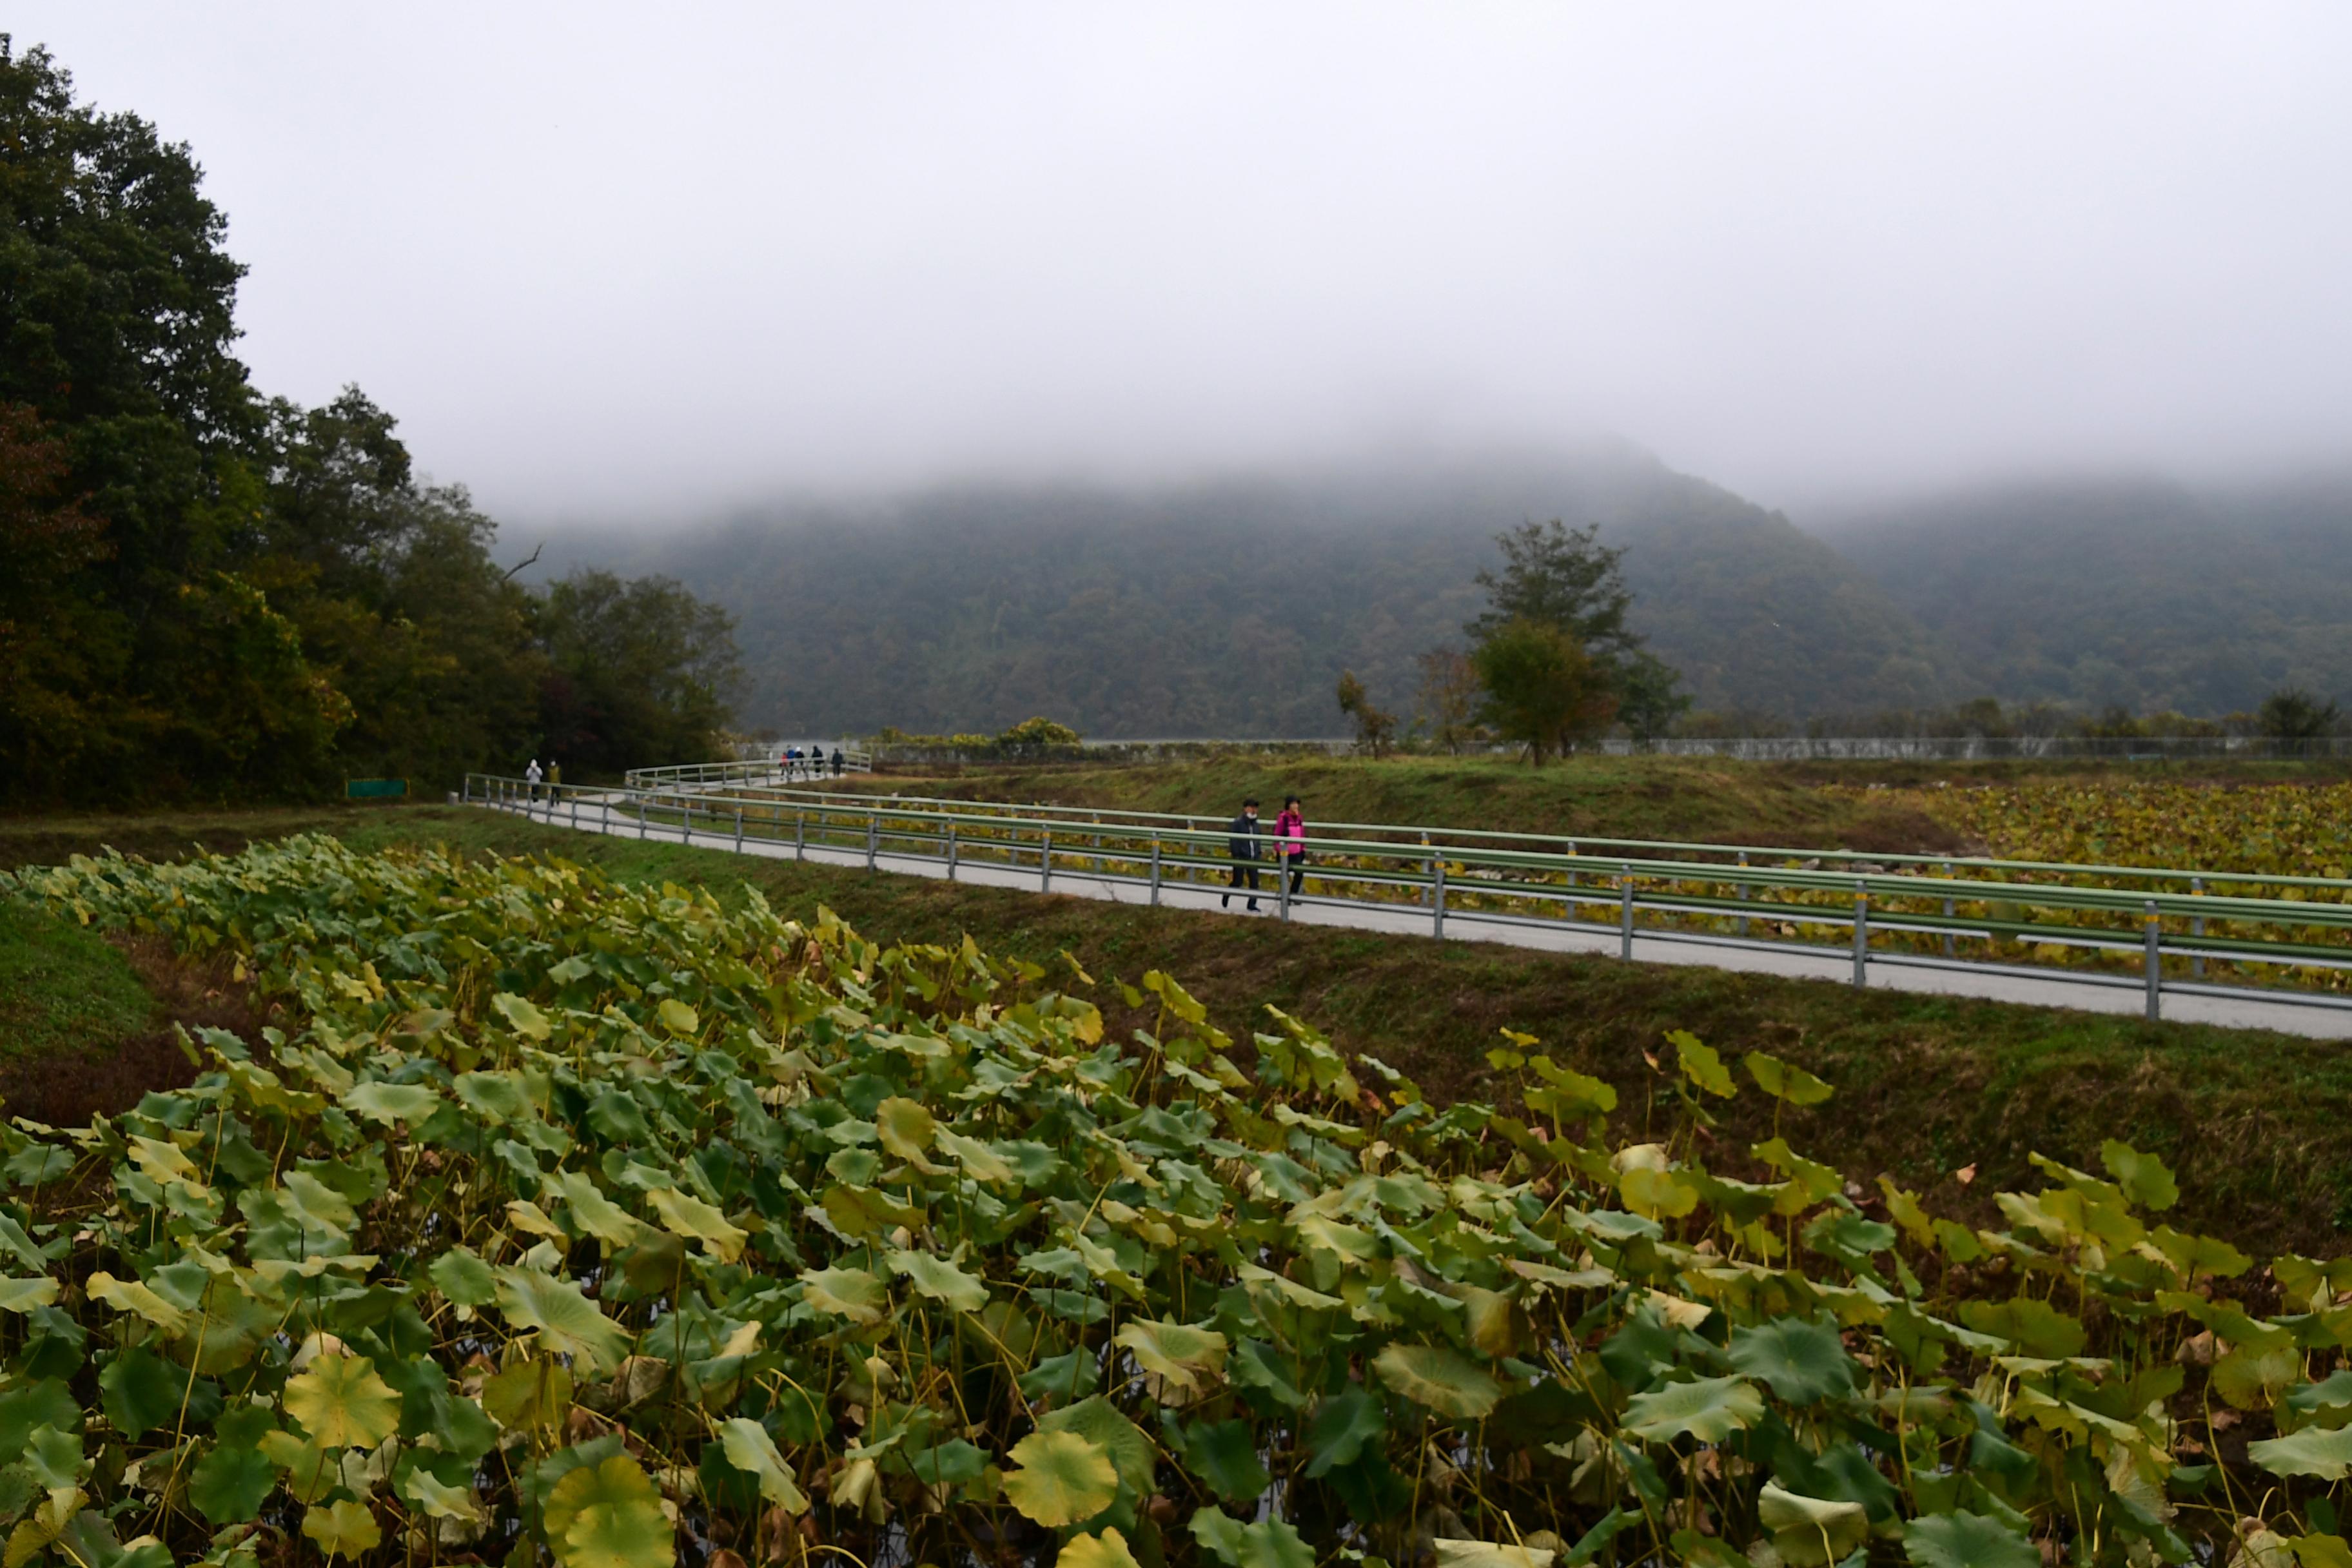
[556,451,2352,736]
[12,3,2351,519]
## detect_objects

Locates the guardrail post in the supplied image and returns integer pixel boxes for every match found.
[1279,847,1291,922]
[1941,861,1956,957]
[2190,877,2205,978]
[1852,881,1869,988]
[734,807,744,854]
[1564,839,1578,910]
[947,824,959,881]
[2144,900,2162,1021]
[637,794,647,840]
[1735,852,1749,938]
[796,810,806,860]
[1620,865,1634,959]
[1432,861,1446,938]
[867,814,877,872]
[1041,832,1053,892]
[681,798,692,844]
[571,795,579,832]
[1148,839,1161,905]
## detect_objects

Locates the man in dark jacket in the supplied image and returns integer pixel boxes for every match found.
[1222,798,1262,912]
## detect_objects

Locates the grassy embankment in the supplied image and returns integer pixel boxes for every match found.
[816,750,2352,859]
[820,752,1971,851]
[10,792,2351,1257]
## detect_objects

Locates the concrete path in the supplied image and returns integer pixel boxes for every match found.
[484,798,2352,1041]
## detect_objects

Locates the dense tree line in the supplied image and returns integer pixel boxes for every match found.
[0,39,736,804]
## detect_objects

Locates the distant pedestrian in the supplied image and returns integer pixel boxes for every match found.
[1275,794,1307,897]
[809,745,825,779]
[1223,797,1263,911]
[525,758,544,801]
[832,747,844,778]
[547,761,562,792]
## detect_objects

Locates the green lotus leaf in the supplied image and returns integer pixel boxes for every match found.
[1621,1374,1765,1444]
[799,1266,888,1324]
[1303,1386,1386,1478]
[1002,1429,1118,1527]
[1113,1318,1229,1395]
[189,1440,276,1525]
[302,1498,382,1560]
[430,1247,498,1308]
[1431,1542,1557,1568]
[1726,1315,1857,1405]
[1743,1050,1834,1106]
[2100,1140,2179,1212]
[1373,1342,1504,1420]
[547,1451,674,1568]
[935,1128,1015,1184]
[1759,1484,1869,1567]
[656,997,699,1039]
[548,1171,647,1247]
[885,1249,990,1313]
[84,1271,188,1334]
[491,992,551,1041]
[875,1097,941,1166]
[1181,1418,1270,1504]
[644,1185,747,1264]
[341,1080,440,1126]
[400,1468,487,1524]
[1669,1031,1734,1097]
[2251,1424,2352,1480]
[98,1346,181,1440]
[1057,1527,1145,1568]
[718,1417,810,1513]
[494,1267,629,1372]
[1901,1511,2040,1568]
[282,1351,402,1449]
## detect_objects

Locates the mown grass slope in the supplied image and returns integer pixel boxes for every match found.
[840,753,1968,852]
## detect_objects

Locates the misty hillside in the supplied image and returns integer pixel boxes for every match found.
[582,451,1954,737]
[1816,476,2352,716]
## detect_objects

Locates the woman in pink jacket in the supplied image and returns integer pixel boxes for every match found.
[1275,795,1307,897]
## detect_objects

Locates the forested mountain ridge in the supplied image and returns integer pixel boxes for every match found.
[584,451,1957,737]
[1815,475,2352,718]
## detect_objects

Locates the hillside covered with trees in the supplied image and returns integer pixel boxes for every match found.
[1816,475,2352,718]
[0,39,736,803]
[587,453,1955,738]
[578,456,2352,741]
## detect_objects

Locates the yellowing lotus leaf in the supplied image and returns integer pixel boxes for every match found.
[1003,1429,1119,1527]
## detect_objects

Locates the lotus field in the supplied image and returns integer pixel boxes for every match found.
[8,837,2352,1568]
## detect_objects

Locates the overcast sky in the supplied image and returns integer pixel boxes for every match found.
[15,4,2352,521]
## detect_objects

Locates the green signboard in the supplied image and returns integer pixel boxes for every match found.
[344,778,408,799]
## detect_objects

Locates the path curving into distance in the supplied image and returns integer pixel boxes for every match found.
[475,790,2352,1041]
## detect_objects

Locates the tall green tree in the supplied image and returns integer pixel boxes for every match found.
[1470,618,1617,764]
[1465,519,1637,656]
[1465,518,1687,743]
[0,41,740,801]
[536,571,741,777]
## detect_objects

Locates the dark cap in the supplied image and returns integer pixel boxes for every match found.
[1242,797,1260,807]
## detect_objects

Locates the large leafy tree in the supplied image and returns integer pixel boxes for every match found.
[0,39,737,800]
[1469,618,1617,763]
[537,571,741,777]
[1466,518,1688,747]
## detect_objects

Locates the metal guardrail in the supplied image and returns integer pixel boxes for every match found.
[466,773,2352,1020]
[626,749,870,789]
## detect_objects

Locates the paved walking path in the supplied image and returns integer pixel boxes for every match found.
[485,798,2352,1041]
